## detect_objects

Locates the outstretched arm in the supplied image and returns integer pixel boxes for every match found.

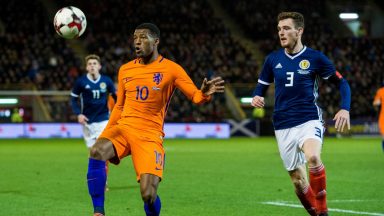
[328,72,351,132]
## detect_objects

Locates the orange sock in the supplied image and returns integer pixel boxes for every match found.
[309,164,327,214]
[295,185,317,216]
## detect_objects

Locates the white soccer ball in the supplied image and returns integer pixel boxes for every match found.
[53,6,87,39]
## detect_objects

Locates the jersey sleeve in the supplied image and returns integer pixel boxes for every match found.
[71,78,82,97]
[258,54,274,85]
[317,52,336,79]
[105,68,125,128]
[70,79,82,115]
[173,64,211,105]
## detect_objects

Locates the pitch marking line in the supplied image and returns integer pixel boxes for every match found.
[261,201,384,216]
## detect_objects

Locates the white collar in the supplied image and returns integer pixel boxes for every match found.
[86,73,101,83]
[284,46,307,59]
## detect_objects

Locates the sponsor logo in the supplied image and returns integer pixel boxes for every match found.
[297,69,310,75]
[275,63,283,69]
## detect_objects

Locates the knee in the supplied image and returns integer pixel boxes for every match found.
[141,189,156,204]
[89,145,105,160]
[307,155,321,166]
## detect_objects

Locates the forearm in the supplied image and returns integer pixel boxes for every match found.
[70,96,81,115]
[252,82,269,97]
[191,90,212,105]
[339,79,351,111]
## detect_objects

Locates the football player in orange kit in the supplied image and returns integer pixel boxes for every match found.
[373,83,384,152]
[86,23,225,216]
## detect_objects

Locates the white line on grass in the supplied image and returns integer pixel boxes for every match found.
[261,201,384,216]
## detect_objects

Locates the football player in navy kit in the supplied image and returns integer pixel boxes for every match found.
[252,12,351,216]
[71,54,116,148]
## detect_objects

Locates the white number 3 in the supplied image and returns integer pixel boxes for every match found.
[285,72,294,87]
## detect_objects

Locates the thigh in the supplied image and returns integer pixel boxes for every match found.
[275,128,306,171]
[92,120,109,139]
[99,125,131,164]
[130,131,165,182]
[297,120,325,149]
[82,124,95,148]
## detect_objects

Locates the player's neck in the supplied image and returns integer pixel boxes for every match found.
[139,52,159,65]
[87,73,100,81]
[285,42,304,54]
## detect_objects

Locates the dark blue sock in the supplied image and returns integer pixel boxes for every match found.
[144,195,161,216]
[87,158,107,214]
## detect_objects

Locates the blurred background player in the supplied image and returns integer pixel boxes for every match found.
[86,23,225,216]
[71,54,117,190]
[251,12,351,216]
[71,54,117,148]
[373,82,384,152]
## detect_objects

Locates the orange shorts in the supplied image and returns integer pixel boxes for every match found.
[99,124,165,181]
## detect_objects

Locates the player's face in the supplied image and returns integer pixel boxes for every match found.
[277,18,302,49]
[133,29,159,57]
[86,59,101,76]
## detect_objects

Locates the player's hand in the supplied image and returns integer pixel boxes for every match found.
[251,96,265,108]
[333,109,350,132]
[77,114,89,125]
[201,77,225,96]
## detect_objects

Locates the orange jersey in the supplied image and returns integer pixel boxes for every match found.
[106,55,211,136]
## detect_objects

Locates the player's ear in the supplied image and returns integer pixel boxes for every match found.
[297,27,304,36]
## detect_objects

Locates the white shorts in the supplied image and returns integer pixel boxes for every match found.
[274,120,325,171]
[83,120,109,148]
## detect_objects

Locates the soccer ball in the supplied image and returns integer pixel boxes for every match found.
[53,6,87,39]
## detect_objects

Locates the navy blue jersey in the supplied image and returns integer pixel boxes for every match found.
[257,46,336,130]
[71,74,116,123]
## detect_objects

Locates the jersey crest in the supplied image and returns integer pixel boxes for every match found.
[100,82,107,92]
[153,73,163,85]
[299,59,310,69]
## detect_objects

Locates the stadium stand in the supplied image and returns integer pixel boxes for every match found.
[1,0,383,122]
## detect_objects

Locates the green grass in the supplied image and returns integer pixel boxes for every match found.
[0,137,383,216]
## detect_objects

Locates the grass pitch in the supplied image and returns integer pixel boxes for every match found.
[0,137,383,216]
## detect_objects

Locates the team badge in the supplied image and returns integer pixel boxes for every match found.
[100,82,107,89]
[299,60,310,70]
[153,73,163,85]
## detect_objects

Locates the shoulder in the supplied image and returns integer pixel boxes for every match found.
[304,47,327,59]
[75,75,87,83]
[265,49,284,62]
[119,59,138,71]
[161,57,186,72]
[101,74,113,81]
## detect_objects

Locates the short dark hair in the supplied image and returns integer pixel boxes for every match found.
[277,12,305,29]
[135,23,160,38]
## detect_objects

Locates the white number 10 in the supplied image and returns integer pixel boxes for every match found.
[285,72,294,87]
